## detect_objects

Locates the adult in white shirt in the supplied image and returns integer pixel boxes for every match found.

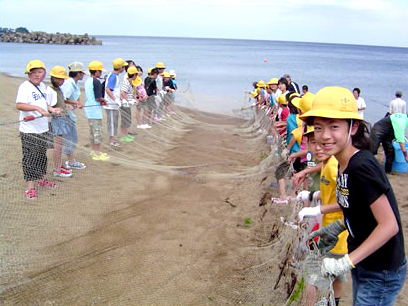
[353,87,366,119]
[389,90,406,114]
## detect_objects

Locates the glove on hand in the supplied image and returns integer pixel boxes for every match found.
[115,99,122,107]
[298,206,321,222]
[309,219,346,255]
[296,190,310,202]
[321,254,354,278]
[311,191,321,207]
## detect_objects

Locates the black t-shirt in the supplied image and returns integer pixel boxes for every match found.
[336,150,405,271]
[93,77,103,99]
[164,79,175,90]
[144,77,157,96]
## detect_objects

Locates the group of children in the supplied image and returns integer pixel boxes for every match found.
[251,77,406,306]
[16,59,177,199]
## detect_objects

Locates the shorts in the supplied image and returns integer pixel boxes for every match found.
[51,115,70,136]
[120,106,132,128]
[21,132,47,181]
[146,95,157,112]
[62,117,78,155]
[135,99,146,109]
[293,158,307,173]
[304,252,347,290]
[275,161,290,180]
[88,119,103,145]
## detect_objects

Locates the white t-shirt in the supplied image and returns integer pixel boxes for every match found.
[104,72,121,110]
[16,81,49,133]
[272,89,282,103]
[356,97,366,119]
[389,98,406,115]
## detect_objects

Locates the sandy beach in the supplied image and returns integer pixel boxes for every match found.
[1,73,407,305]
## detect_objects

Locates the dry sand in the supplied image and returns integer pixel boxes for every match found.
[1,73,407,305]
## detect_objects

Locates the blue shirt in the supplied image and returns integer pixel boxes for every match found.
[84,77,103,119]
[286,113,300,154]
[61,78,81,122]
[269,94,275,109]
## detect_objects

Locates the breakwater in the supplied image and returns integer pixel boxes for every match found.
[0,30,102,45]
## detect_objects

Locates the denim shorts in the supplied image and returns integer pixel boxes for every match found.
[51,116,70,136]
[62,117,78,155]
[351,260,407,306]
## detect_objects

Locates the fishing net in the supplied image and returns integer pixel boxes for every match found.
[0,83,336,305]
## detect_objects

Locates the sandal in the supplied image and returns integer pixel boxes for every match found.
[110,141,122,148]
[38,178,56,188]
[271,197,289,204]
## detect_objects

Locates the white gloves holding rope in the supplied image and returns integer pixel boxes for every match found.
[296,190,321,222]
[309,219,354,277]
[321,254,354,277]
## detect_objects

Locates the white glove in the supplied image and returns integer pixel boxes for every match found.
[298,206,321,222]
[115,99,122,107]
[128,99,136,106]
[321,254,354,278]
[296,190,310,202]
[310,191,321,207]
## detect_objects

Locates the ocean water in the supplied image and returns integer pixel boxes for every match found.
[1,35,407,124]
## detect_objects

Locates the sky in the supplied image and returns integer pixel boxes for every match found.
[1,0,408,48]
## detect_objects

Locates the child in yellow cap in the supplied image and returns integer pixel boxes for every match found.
[296,126,347,306]
[299,86,406,306]
[16,60,63,199]
[46,65,72,178]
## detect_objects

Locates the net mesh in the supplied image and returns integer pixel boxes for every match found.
[1,82,335,305]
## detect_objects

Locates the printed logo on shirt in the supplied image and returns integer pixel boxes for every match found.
[336,173,350,208]
[32,91,43,101]
[320,176,330,185]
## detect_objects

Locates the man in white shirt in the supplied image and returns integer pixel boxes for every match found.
[389,90,406,114]
[353,88,366,119]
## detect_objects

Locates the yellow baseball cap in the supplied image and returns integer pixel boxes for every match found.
[292,126,303,144]
[127,66,138,76]
[278,94,287,105]
[113,57,128,69]
[251,90,259,98]
[256,80,265,88]
[162,71,171,78]
[298,92,314,113]
[267,78,279,85]
[303,125,315,136]
[49,65,69,79]
[155,62,166,69]
[132,76,142,87]
[291,97,302,109]
[88,61,107,72]
[300,86,363,121]
[25,60,46,74]
[147,67,153,74]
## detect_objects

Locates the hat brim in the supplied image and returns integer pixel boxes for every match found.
[291,98,301,109]
[300,109,363,121]
[71,70,90,75]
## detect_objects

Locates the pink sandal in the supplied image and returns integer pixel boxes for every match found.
[37,178,55,188]
[271,197,290,204]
